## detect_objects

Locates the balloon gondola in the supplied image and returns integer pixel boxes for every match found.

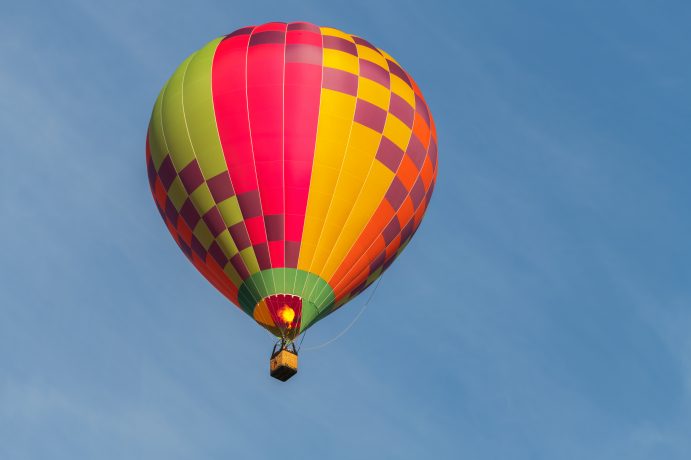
[270,340,298,382]
[146,22,438,381]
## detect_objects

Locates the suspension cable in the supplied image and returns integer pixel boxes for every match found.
[296,328,308,351]
[299,276,383,352]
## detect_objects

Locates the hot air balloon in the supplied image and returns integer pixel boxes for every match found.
[146,22,438,381]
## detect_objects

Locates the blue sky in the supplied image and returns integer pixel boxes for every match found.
[2,0,691,458]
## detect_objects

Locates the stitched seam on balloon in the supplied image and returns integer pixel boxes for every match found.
[164,52,244,298]
[245,26,276,295]
[298,33,361,307]
[206,34,265,300]
[281,24,287,291]
[290,26,325,297]
[308,41,394,309]
[206,31,266,301]
[179,48,245,290]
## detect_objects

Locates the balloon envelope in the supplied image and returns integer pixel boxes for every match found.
[146,22,438,338]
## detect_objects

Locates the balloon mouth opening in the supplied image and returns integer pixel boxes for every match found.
[253,294,303,339]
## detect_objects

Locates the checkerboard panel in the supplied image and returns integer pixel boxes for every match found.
[326,65,437,304]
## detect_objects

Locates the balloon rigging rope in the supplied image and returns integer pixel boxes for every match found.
[299,275,383,352]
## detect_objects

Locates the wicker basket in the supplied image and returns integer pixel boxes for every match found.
[270,349,298,381]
